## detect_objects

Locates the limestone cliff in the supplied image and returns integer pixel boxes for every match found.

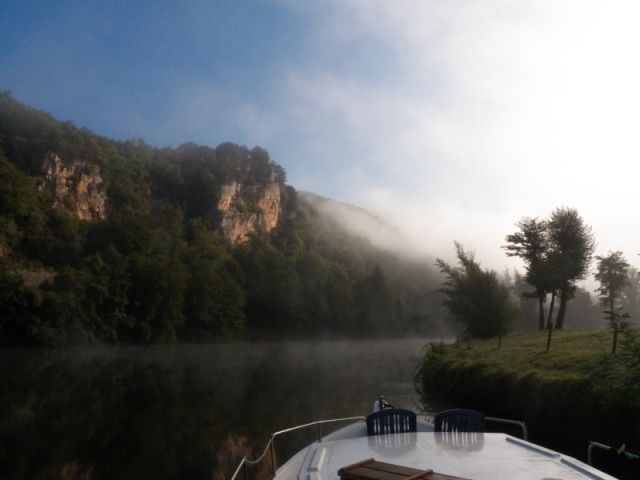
[34,151,282,242]
[38,153,108,220]
[216,181,281,244]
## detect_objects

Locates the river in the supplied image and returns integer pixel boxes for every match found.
[0,339,433,480]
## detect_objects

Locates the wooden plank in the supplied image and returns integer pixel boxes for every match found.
[406,470,434,480]
[338,459,471,480]
[339,458,376,472]
[339,460,428,480]
[364,461,419,476]
[340,466,398,480]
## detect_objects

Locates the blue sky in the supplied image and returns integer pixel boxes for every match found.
[3,1,640,280]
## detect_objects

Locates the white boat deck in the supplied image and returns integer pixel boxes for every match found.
[287,431,616,480]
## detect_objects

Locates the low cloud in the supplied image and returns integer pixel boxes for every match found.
[267,1,640,277]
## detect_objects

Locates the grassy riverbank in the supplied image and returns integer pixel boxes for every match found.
[415,328,640,463]
[425,329,610,379]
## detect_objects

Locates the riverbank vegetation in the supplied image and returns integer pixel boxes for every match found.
[415,327,640,461]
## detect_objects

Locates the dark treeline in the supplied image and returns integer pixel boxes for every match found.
[0,92,445,346]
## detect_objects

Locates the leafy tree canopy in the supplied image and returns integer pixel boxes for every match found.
[436,242,517,341]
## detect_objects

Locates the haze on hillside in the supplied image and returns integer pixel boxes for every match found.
[3,1,640,280]
[300,192,433,263]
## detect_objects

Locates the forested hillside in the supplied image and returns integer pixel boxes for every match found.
[0,92,447,346]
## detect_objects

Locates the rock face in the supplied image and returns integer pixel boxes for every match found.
[38,153,108,220]
[216,181,281,244]
[36,152,280,242]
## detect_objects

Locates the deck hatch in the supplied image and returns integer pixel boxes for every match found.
[309,447,327,472]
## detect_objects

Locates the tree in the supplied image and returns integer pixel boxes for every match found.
[126,255,186,343]
[595,251,630,353]
[233,234,301,333]
[182,258,246,341]
[503,217,552,330]
[0,154,46,251]
[80,248,132,341]
[353,263,395,336]
[0,258,45,345]
[562,286,601,328]
[595,251,631,313]
[504,208,596,332]
[509,269,540,332]
[621,267,640,320]
[546,207,596,329]
[436,242,518,342]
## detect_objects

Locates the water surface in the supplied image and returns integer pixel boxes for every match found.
[0,339,431,479]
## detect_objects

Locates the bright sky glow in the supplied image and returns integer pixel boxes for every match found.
[2,0,640,282]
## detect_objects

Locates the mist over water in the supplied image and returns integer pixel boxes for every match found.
[0,339,434,479]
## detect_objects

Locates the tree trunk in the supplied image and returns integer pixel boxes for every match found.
[547,289,556,327]
[545,290,556,351]
[555,285,570,329]
[538,294,546,330]
[609,297,618,354]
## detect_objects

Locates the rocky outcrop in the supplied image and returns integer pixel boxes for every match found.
[257,182,281,232]
[36,153,280,242]
[38,153,108,220]
[216,181,281,244]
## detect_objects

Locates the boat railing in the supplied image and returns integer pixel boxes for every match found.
[230,415,366,480]
[587,441,611,466]
[485,416,528,441]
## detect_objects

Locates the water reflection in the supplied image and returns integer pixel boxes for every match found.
[434,432,485,452]
[368,432,418,459]
[0,339,429,479]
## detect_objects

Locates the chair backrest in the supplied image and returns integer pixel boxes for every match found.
[434,409,485,433]
[366,408,417,436]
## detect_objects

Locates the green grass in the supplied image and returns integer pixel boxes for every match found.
[437,328,614,380]
[416,327,639,459]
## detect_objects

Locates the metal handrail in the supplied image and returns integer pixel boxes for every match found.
[485,416,528,441]
[230,413,527,479]
[230,416,366,480]
[588,441,612,466]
